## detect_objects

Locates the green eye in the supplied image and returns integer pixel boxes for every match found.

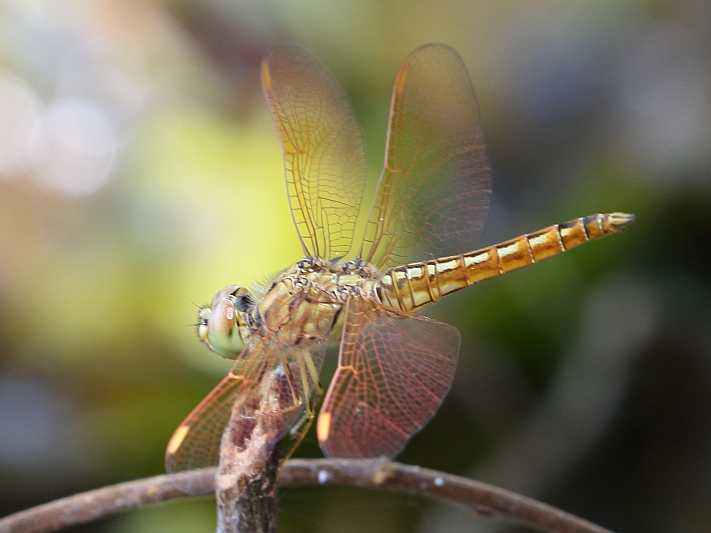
[198,298,244,359]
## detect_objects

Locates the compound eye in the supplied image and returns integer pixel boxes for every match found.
[205,296,243,359]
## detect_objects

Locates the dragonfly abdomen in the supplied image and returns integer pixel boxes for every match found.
[378,212,633,313]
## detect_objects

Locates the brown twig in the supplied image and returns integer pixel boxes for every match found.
[214,369,290,533]
[0,459,611,533]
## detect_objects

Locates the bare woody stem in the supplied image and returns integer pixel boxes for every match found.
[215,425,280,533]
[214,369,291,533]
[216,452,279,533]
[0,459,611,533]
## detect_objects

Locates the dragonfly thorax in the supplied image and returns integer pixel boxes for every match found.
[248,257,382,345]
[279,256,380,300]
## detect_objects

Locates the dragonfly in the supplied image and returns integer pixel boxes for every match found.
[165,43,633,472]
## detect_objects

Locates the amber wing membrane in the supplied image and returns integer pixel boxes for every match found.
[317,299,461,458]
[261,46,367,260]
[166,340,325,472]
[360,43,492,270]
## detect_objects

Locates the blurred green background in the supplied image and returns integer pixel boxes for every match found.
[1,1,710,532]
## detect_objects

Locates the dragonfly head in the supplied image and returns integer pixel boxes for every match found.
[196,285,257,359]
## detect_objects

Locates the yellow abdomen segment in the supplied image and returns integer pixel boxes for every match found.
[378,212,634,312]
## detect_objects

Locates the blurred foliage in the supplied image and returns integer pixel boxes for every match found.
[1,1,710,532]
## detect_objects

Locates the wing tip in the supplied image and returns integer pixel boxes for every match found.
[408,42,462,60]
[317,411,332,443]
[260,60,273,93]
[164,423,190,472]
[393,62,410,98]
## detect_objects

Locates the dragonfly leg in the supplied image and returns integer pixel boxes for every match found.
[290,351,314,439]
[303,350,323,396]
[279,388,321,460]
[276,351,323,460]
[281,364,323,461]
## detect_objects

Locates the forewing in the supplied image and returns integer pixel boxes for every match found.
[261,46,367,260]
[318,299,461,458]
[360,43,492,269]
[165,340,326,472]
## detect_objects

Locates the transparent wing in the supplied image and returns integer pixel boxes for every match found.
[166,340,326,472]
[317,299,460,458]
[261,46,367,260]
[360,43,492,270]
